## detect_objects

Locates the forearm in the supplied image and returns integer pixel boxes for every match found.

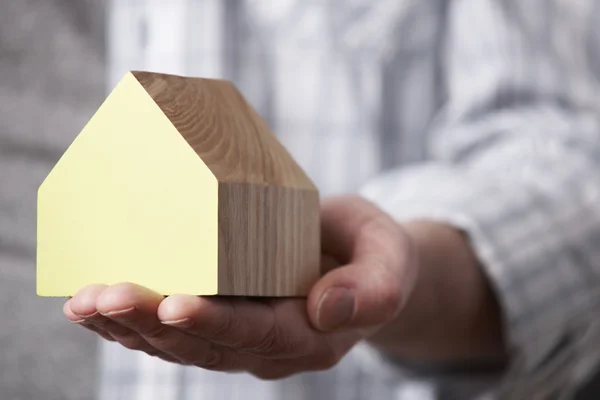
[357,2,600,395]
[369,220,507,364]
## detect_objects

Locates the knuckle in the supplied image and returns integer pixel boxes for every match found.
[361,214,392,241]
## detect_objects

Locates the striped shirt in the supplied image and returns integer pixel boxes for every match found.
[102,0,600,399]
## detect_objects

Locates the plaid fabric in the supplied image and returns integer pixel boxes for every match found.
[101,0,600,399]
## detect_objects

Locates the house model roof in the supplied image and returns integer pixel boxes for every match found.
[132,71,315,190]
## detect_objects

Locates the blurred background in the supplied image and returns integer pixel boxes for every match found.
[0,1,105,399]
[3,1,600,399]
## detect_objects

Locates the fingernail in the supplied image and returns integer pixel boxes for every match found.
[316,287,355,331]
[70,319,85,324]
[76,311,99,319]
[101,307,136,317]
[161,318,193,328]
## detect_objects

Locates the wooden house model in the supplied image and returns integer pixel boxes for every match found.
[37,71,320,297]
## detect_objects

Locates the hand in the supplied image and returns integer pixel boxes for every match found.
[64,196,419,379]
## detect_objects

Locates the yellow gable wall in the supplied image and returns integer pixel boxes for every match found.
[37,72,218,296]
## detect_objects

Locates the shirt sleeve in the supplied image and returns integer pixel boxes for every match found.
[360,0,600,397]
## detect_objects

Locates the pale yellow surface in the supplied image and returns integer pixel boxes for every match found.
[37,72,218,296]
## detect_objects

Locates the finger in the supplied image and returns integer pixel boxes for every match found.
[67,286,185,363]
[64,298,86,323]
[158,296,276,351]
[320,195,381,264]
[309,197,417,332]
[64,299,115,342]
[69,284,133,336]
[69,286,170,356]
[97,283,249,370]
[68,284,108,318]
[158,295,316,358]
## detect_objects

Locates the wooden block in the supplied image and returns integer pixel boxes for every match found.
[37,71,320,297]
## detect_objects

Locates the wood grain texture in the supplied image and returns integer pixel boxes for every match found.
[217,182,320,296]
[131,71,321,296]
[132,70,315,189]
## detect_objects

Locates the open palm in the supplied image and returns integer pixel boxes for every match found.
[64,196,417,379]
